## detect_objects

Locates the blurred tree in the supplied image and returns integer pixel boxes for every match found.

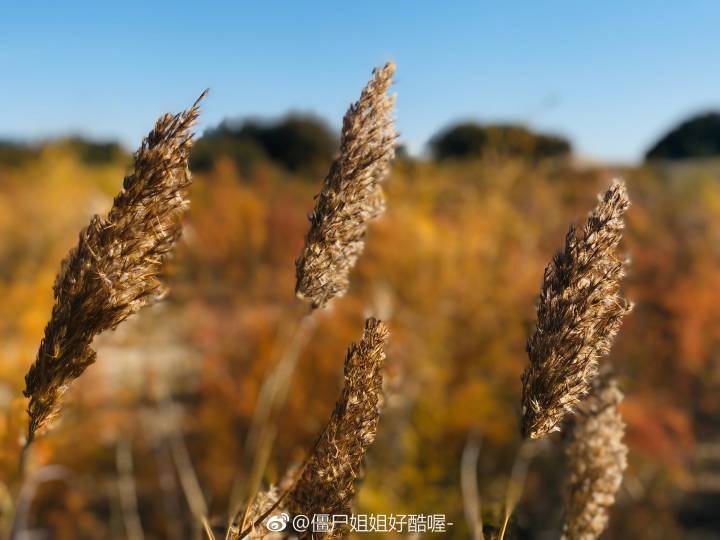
[645,112,720,161]
[190,134,267,175]
[394,143,410,160]
[429,123,487,160]
[62,137,126,165]
[534,132,573,159]
[0,137,125,169]
[429,122,571,161]
[190,113,337,176]
[0,139,37,167]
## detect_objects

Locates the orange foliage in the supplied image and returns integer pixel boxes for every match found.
[0,147,718,538]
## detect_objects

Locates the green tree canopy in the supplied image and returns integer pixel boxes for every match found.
[429,122,571,161]
[0,140,37,167]
[63,137,126,164]
[191,114,337,175]
[645,112,720,161]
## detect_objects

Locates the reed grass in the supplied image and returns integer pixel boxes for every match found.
[521,180,632,439]
[237,485,283,539]
[561,374,628,540]
[295,63,397,309]
[460,431,484,540]
[227,318,389,540]
[287,317,389,537]
[23,92,206,443]
[224,64,397,540]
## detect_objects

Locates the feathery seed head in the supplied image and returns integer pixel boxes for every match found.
[521,180,632,439]
[288,318,389,537]
[23,92,206,442]
[238,486,285,540]
[561,375,628,540]
[295,63,397,309]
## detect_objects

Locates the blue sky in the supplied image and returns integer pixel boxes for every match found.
[2,1,720,163]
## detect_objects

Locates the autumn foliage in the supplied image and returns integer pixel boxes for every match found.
[0,137,716,537]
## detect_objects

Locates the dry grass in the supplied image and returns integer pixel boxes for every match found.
[287,317,389,537]
[521,180,632,439]
[224,64,396,540]
[561,374,628,540]
[295,63,397,309]
[23,92,206,443]
[227,318,389,540]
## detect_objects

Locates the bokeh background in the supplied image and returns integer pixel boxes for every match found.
[3,2,720,538]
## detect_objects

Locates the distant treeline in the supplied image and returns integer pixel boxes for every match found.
[0,140,37,166]
[0,137,125,167]
[190,115,573,173]
[429,122,571,161]
[5,110,720,171]
[190,114,338,175]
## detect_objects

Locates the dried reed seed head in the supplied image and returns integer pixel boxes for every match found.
[235,485,286,540]
[23,92,206,441]
[295,63,397,309]
[288,318,389,538]
[229,469,298,540]
[521,180,632,439]
[561,375,628,540]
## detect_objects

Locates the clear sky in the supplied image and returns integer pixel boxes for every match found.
[2,1,720,163]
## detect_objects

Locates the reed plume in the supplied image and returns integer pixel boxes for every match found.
[295,63,397,309]
[237,485,285,540]
[23,92,206,442]
[287,318,389,537]
[521,180,632,439]
[561,375,628,540]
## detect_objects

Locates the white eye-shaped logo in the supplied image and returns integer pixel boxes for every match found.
[266,513,290,532]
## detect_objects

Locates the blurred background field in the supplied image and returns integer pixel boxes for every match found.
[5,2,720,538]
[3,121,720,537]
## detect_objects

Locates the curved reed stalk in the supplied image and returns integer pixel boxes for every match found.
[521,180,632,439]
[23,92,206,442]
[561,375,628,540]
[295,63,397,309]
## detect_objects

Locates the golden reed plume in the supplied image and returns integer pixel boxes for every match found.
[521,181,631,439]
[561,375,628,540]
[23,92,206,442]
[287,318,389,537]
[295,63,397,309]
